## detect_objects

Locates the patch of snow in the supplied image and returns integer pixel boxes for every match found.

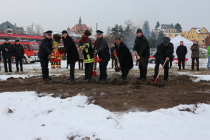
[192,75,210,82]
[0,91,210,140]
[0,75,28,81]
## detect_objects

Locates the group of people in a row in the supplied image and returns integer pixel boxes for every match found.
[0,39,24,72]
[38,28,201,82]
[0,28,201,82]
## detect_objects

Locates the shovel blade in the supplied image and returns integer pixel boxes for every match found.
[92,70,96,76]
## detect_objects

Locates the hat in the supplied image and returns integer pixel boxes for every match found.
[62,30,68,34]
[5,38,9,41]
[162,37,171,43]
[96,30,103,35]
[84,30,91,36]
[45,30,52,35]
[136,28,143,33]
[15,39,19,42]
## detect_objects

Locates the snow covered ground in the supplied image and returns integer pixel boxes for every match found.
[0,91,210,140]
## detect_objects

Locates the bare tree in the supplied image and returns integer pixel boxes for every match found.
[34,24,44,36]
[26,26,33,35]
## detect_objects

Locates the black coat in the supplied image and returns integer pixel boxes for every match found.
[38,37,53,60]
[14,44,24,57]
[176,45,187,59]
[94,37,110,62]
[169,43,174,61]
[133,35,150,59]
[0,42,14,59]
[115,42,133,70]
[156,43,171,65]
[110,46,115,59]
[62,35,79,64]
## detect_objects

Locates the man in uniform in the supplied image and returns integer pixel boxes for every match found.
[94,30,110,81]
[62,30,79,82]
[153,37,171,82]
[38,30,53,81]
[13,40,24,72]
[133,28,150,81]
[0,38,14,72]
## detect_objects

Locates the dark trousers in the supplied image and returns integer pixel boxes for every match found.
[15,56,23,72]
[178,58,185,70]
[40,59,49,79]
[78,59,84,69]
[154,59,169,80]
[85,63,93,80]
[70,62,75,79]
[139,58,148,79]
[192,58,199,70]
[99,60,109,80]
[121,67,129,79]
[111,59,117,68]
[3,58,12,72]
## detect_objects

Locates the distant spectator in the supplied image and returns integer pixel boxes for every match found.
[191,40,199,71]
[110,44,116,68]
[0,38,14,72]
[14,40,24,72]
[77,46,84,69]
[176,41,187,70]
[208,45,210,70]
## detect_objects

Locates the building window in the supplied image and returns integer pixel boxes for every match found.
[192,36,193,38]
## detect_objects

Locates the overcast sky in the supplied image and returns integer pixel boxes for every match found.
[0,0,209,34]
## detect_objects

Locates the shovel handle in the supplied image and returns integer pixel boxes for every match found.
[154,60,167,81]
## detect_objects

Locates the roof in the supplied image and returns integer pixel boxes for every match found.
[191,27,209,34]
[70,24,89,32]
[171,35,193,45]
[161,24,175,29]
[0,21,23,30]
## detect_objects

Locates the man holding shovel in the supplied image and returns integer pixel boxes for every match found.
[133,28,150,82]
[114,37,133,80]
[153,37,171,82]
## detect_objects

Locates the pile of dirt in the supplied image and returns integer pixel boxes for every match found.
[0,74,210,112]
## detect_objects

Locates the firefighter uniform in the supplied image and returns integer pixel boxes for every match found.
[50,41,63,69]
[79,32,94,82]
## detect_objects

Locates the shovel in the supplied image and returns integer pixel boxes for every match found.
[152,60,167,83]
[115,57,121,72]
[92,55,102,76]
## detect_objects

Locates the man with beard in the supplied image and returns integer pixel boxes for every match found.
[153,37,171,82]
[13,40,24,72]
[38,31,53,81]
[0,38,14,72]
[114,37,133,80]
[94,30,110,81]
[62,30,79,81]
[133,28,150,81]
